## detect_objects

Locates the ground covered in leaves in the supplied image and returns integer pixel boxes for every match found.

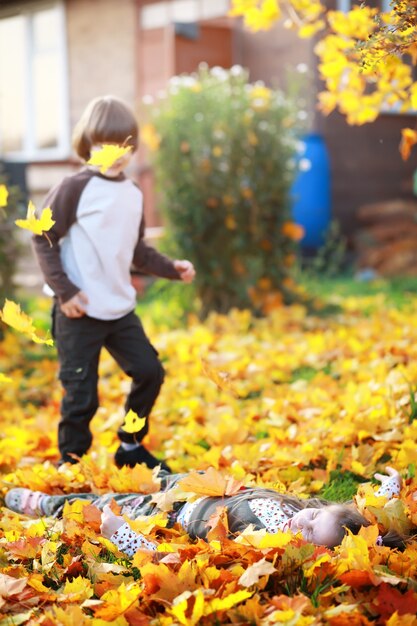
[1,293,417,625]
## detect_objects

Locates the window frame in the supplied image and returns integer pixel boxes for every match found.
[0,0,70,162]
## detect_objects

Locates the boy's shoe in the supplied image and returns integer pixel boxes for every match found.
[5,488,46,516]
[115,444,171,473]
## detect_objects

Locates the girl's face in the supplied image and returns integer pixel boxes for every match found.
[284,505,344,547]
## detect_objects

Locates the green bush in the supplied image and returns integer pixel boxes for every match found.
[143,65,302,316]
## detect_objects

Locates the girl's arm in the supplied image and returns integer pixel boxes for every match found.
[101,505,157,558]
[374,466,402,499]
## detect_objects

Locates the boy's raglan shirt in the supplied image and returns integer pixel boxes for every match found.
[33,168,180,320]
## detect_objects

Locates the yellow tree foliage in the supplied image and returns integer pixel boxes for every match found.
[230,0,417,157]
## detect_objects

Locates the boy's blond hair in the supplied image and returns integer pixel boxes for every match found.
[72,95,139,161]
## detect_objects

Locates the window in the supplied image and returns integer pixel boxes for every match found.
[0,2,70,161]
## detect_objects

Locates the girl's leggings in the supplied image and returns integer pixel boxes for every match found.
[41,470,186,519]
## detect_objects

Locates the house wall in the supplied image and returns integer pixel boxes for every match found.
[234,19,417,239]
[234,21,313,90]
[66,0,139,128]
[318,112,417,238]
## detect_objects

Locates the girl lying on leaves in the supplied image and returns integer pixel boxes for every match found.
[4,466,405,554]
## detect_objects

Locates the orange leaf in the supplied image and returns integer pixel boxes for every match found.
[282,221,305,241]
[339,569,378,588]
[140,560,199,602]
[271,593,311,612]
[82,504,102,532]
[5,537,43,560]
[206,506,229,542]
[93,582,142,620]
[399,128,417,160]
[373,583,417,619]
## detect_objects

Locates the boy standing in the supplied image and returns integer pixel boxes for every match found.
[33,95,195,470]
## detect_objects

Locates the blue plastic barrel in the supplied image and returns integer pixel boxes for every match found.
[291,133,331,249]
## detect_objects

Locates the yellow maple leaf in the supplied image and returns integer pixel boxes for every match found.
[60,576,94,603]
[0,184,8,207]
[127,511,168,535]
[120,409,147,434]
[93,582,142,620]
[87,144,132,174]
[42,606,87,626]
[0,372,12,383]
[15,201,55,237]
[169,589,205,626]
[204,590,253,616]
[178,466,244,497]
[0,299,53,346]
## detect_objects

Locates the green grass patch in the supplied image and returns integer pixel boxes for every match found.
[301,274,417,309]
[319,470,367,502]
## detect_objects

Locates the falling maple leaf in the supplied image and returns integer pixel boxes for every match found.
[400,128,417,160]
[0,299,53,346]
[0,184,8,207]
[15,201,55,238]
[120,409,147,434]
[87,144,132,174]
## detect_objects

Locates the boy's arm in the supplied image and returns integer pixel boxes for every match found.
[132,218,181,280]
[32,177,81,304]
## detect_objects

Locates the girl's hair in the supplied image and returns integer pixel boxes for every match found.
[72,95,139,161]
[331,504,408,550]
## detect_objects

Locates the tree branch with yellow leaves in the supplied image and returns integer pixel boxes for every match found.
[230,0,417,159]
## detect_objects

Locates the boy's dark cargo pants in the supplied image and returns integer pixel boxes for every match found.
[53,306,165,463]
